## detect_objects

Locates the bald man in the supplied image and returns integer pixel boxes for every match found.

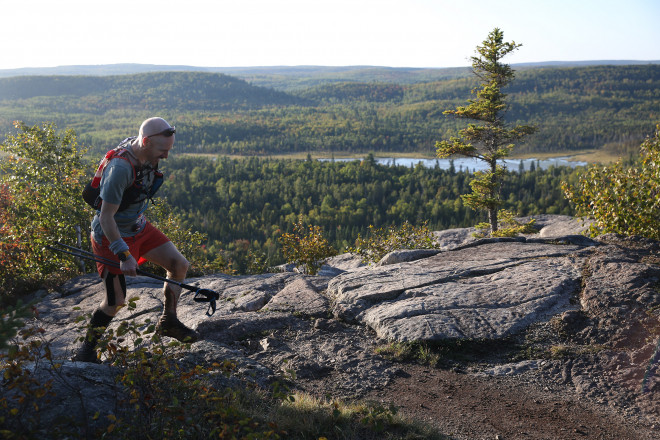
[73,117,200,363]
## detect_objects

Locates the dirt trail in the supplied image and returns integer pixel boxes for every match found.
[364,363,657,440]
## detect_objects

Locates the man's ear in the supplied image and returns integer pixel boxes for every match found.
[142,137,149,147]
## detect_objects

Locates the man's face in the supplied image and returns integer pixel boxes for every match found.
[144,135,175,166]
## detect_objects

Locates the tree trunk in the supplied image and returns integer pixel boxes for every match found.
[489,207,498,234]
[489,160,498,233]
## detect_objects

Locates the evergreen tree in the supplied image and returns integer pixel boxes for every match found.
[435,28,536,233]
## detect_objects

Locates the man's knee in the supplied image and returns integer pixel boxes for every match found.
[168,255,189,279]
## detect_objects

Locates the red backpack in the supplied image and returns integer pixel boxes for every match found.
[82,139,163,211]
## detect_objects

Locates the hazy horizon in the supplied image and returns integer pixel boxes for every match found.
[2,0,659,71]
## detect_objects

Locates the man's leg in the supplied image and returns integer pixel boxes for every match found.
[141,241,199,342]
[72,270,126,362]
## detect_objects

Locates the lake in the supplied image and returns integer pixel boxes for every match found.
[321,156,588,172]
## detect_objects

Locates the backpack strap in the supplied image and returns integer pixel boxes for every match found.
[90,145,137,189]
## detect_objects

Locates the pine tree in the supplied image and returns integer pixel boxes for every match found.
[436,28,536,233]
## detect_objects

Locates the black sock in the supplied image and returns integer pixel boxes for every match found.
[90,309,114,328]
[84,309,114,343]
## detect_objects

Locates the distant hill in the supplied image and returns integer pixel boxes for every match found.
[1,61,658,90]
[0,72,304,110]
[0,65,657,157]
[2,61,658,77]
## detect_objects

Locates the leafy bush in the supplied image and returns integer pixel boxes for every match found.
[0,301,34,350]
[94,299,283,438]
[1,305,285,439]
[0,121,91,297]
[473,209,537,238]
[350,221,439,265]
[563,124,660,239]
[279,215,337,275]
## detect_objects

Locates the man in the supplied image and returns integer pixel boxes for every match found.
[73,117,200,363]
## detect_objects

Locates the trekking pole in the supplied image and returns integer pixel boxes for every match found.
[47,242,220,315]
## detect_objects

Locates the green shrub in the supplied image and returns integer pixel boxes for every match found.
[2,300,286,439]
[0,121,90,298]
[0,321,63,437]
[0,301,33,350]
[350,221,439,265]
[279,215,337,275]
[473,209,537,238]
[563,123,660,239]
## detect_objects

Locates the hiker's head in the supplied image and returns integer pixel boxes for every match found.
[138,117,175,164]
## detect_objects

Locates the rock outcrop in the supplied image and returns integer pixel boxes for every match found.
[329,238,594,341]
[3,215,659,434]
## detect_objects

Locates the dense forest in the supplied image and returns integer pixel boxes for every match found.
[0,65,658,157]
[159,155,581,272]
[1,64,657,272]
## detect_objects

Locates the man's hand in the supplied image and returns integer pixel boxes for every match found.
[120,255,138,277]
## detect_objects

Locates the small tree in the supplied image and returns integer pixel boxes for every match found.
[436,28,536,234]
[563,124,660,239]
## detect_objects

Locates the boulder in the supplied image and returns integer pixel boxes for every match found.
[376,249,442,266]
[265,277,329,317]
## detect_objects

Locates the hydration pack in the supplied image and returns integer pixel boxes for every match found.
[82,140,163,211]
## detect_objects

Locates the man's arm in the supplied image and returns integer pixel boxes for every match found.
[99,201,138,276]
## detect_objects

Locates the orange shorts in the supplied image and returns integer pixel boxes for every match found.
[91,221,170,277]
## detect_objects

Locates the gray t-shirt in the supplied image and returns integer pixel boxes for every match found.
[91,140,156,243]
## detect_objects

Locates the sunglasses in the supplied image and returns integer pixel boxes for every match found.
[147,126,176,138]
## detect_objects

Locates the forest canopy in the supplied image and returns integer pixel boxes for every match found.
[0,65,657,157]
[159,155,581,272]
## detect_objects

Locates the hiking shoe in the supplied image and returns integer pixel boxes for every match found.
[156,314,200,343]
[71,341,101,364]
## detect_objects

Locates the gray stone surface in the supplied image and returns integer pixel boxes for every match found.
[433,227,477,250]
[4,221,660,434]
[328,241,589,335]
[432,214,593,251]
[533,214,592,238]
[376,248,442,266]
[265,277,329,317]
[361,257,581,341]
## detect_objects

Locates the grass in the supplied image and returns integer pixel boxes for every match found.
[261,392,449,440]
[509,149,622,164]
[376,341,428,364]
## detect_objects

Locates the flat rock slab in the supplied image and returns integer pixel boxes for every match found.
[363,258,581,341]
[31,271,331,360]
[329,241,589,341]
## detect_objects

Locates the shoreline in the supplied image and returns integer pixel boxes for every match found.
[181,149,621,164]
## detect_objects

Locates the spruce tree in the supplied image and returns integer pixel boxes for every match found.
[436,28,536,233]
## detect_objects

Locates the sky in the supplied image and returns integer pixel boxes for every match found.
[1,0,659,70]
